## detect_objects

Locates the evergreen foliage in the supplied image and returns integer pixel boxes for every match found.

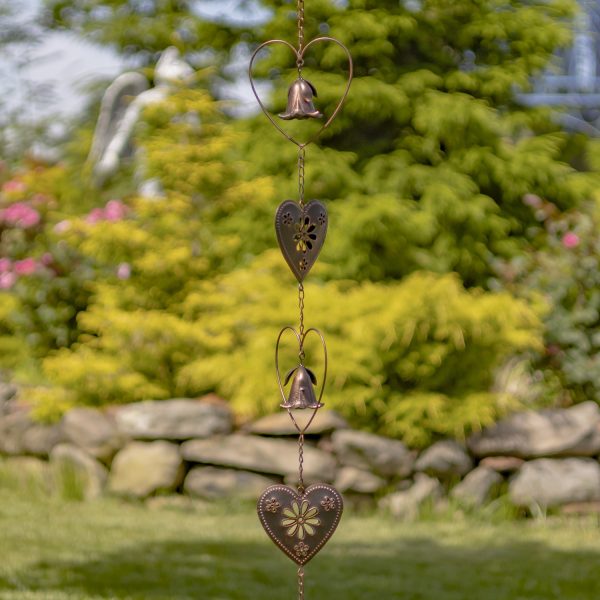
[6,0,599,441]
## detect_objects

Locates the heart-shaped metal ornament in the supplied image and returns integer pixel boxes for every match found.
[249,36,353,147]
[275,326,327,433]
[275,200,327,282]
[257,484,343,565]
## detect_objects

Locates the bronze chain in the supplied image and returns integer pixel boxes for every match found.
[298,147,305,204]
[297,0,305,72]
[297,433,305,493]
[298,283,305,361]
[251,0,351,594]
[298,566,305,600]
[298,5,307,598]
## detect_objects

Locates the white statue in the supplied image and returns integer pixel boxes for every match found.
[89,47,195,194]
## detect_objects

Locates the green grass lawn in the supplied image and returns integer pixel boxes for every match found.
[1,474,599,600]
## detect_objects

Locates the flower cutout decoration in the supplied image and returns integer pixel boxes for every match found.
[299,258,308,271]
[265,497,281,513]
[294,541,310,558]
[293,216,317,253]
[317,212,326,226]
[282,211,294,226]
[320,496,336,512]
[282,499,320,540]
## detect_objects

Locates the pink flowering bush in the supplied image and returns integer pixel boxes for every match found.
[0,202,41,228]
[498,196,600,405]
[0,162,98,361]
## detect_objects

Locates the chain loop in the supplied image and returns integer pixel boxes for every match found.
[297,0,305,70]
[298,433,305,493]
[298,283,305,362]
[298,566,305,599]
[298,146,305,205]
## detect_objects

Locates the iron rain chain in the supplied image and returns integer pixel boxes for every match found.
[250,0,353,597]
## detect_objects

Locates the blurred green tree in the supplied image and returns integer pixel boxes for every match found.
[43,0,596,285]
[20,0,599,439]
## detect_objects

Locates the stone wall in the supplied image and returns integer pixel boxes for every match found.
[1,384,600,518]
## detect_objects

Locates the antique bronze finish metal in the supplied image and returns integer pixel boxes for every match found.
[279,78,323,120]
[248,36,353,148]
[257,485,344,566]
[251,0,351,596]
[275,199,328,282]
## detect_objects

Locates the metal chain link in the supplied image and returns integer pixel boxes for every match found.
[297,7,308,599]
[298,146,305,205]
[297,0,305,70]
[298,566,305,599]
[298,283,305,363]
[298,433,305,493]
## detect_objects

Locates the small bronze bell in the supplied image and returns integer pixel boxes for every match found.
[280,365,323,409]
[278,78,323,120]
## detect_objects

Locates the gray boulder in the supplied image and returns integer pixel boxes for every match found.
[379,473,442,520]
[246,410,348,436]
[468,402,600,459]
[21,421,64,457]
[331,430,415,477]
[480,456,524,473]
[50,443,108,499]
[181,434,336,482]
[0,411,63,457]
[334,466,386,494]
[414,440,473,479]
[0,411,32,454]
[509,458,600,509]
[62,408,123,463]
[184,466,277,500]
[109,441,184,498]
[114,397,233,440]
[451,466,503,507]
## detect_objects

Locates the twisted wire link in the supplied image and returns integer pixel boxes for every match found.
[298,146,305,205]
[298,566,305,599]
[298,433,305,493]
[297,0,305,70]
[298,283,305,362]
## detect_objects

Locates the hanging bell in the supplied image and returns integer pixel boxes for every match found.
[278,78,323,120]
[280,365,323,409]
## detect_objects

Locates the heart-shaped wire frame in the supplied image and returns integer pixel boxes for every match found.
[275,325,328,434]
[249,36,353,148]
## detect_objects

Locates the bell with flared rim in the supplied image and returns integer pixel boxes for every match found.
[280,365,323,409]
[278,78,323,120]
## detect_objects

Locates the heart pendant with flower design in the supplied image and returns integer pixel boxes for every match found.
[257,484,343,565]
[275,200,327,282]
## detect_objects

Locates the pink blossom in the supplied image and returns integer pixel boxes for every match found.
[86,208,105,224]
[85,199,128,224]
[104,199,128,222]
[40,253,53,266]
[0,258,11,273]
[1,202,41,228]
[523,194,542,208]
[116,262,131,280]
[562,232,580,249]
[54,220,71,233]
[14,258,37,275]
[0,272,16,289]
[2,180,26,194]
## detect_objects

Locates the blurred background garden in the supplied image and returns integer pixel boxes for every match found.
[2,0,600,598]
